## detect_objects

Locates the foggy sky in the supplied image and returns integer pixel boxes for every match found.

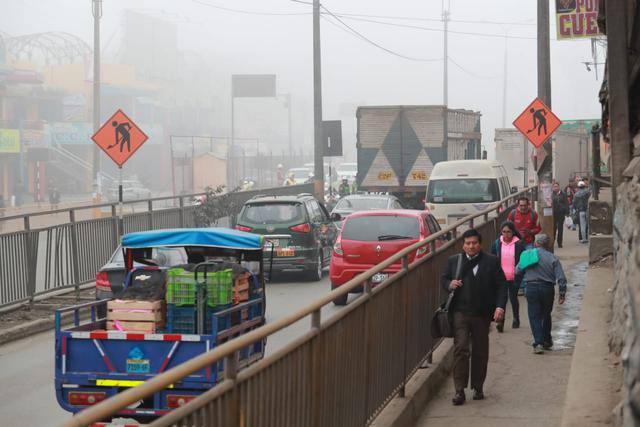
[3,0,603,160]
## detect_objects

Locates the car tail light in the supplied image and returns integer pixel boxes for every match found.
[95,271,111,292]
[235,224,253,232]
[289,223,311,233]
[333,241,343,256]
[167,394,197,408]
[68,391,107,406]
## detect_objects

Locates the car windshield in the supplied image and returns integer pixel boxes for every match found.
[427,179,500,204]
[110,247,187,266]
[335,197,388,211]
[341,215,420,241]
[241,202,306,224]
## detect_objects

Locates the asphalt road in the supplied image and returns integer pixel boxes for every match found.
[0,272,347,426]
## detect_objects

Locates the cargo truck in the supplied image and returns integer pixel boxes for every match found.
[494,124,598,190]
[356,105,482,208]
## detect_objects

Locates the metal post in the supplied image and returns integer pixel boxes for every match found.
[606,0,631,206]
[442,4,449,157]
[537,0,554,247]
[313,0,325,199]
[230,84,236,190]
[502,32,508,127]
[69,209,81,299]
[92,0,102,193]
[592,125,601,200]
[118,166,123,236]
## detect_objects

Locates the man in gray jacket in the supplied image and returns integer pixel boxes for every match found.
[517,234,567,354]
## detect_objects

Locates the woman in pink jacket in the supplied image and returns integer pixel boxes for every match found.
[491,221,526,332]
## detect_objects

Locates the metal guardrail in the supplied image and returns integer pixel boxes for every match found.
[59,186,537,427]
[0,184,313,310]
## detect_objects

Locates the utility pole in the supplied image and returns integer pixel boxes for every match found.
[442,3,449,157]
[92,0,102,199]
[312,0,324,198]
[502,33,508,127]
[606,0,631,206]
[537,0,554,246]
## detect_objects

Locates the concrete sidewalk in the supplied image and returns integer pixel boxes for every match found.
[406,230,621,426]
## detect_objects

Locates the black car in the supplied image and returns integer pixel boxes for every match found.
[330,194,405,228]
[234,193,338,281]
[95,245,188,300]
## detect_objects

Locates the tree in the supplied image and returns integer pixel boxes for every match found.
[193,185,241,227]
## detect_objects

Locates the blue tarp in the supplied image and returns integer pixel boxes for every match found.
[121,228,263,250]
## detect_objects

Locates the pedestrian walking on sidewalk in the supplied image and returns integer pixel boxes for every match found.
[440,228,508,406]
[507,196,541,248]
[517,234,567,354]
[491,221,526,332]
[573,181,591,243]
[552,182,570,248]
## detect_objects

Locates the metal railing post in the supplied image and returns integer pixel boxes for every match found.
[24,217,37,308]
[69,210,81,300]
[23,215,30,231]
[224,351,240,426]
[147,200,153,230]
[179,197,185,228]
[401,255,409,272]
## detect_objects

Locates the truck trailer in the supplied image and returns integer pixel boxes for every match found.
[356,105,482,208]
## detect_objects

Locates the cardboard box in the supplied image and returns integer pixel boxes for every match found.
[107,320,159,333]
[107,300,162,310]
[106,300,164,332]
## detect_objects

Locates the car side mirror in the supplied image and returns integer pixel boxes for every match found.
[330,212,342,222]
[442,231,453,241]
[511,186,518,194]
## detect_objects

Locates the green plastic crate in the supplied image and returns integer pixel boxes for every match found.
[166,268,197,306]
[206,269,233,307]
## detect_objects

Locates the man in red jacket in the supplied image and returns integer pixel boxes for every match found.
[507,196,541,248]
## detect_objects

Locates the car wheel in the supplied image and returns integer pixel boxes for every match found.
[331,284,348,306]
[307,249,323,282]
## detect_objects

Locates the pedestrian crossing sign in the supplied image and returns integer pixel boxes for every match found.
[513,98,562,148]
[92,109,148,167]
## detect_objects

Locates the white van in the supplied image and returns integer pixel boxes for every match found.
[425,160,515,227]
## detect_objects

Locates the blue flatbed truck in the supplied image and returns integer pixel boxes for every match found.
[54,228,267,421]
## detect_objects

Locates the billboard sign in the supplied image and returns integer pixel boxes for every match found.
[556,0,602,40]
[232,74,276,98]
[0,129,20,153]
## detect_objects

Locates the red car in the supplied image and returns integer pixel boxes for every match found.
[329,209,446,305]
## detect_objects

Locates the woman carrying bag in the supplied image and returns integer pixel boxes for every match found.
[491,221,526,332]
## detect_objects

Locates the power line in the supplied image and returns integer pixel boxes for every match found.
[320,5,441,62]
[192,0,309,16]
[448,56,500,79]
[332,14,539,40]
[333,11,535,27]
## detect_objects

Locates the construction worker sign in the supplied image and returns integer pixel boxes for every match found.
[92,109,148,167]
[513,98,562,148]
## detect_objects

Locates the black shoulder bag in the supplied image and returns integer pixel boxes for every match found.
[431,254,463,339]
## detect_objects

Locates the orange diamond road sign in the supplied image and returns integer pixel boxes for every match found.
[92,109,148,167]
[513,97,562,148]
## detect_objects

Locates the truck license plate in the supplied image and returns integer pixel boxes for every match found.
[126,359,150,374]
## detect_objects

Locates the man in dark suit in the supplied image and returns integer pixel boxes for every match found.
[440,228,508,405]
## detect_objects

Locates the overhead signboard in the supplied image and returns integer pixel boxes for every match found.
[513,98,562,148]
[92,109,148,167]
[232,74,276,98]
[322,120,343,157]
[0,129,20,153]
[555,0,602,40]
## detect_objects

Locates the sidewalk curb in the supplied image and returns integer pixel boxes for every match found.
[371,340,454,427]
[560,263,622,427]
[0,316,56,346]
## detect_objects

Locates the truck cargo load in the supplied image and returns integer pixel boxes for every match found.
[356,105,482,208]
